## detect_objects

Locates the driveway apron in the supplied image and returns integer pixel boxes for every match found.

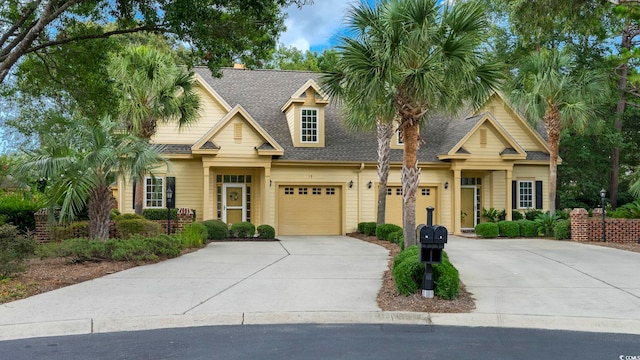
[445,237,640,322]
[0,236,389,330]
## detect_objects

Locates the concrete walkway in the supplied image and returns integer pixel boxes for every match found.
[1,235,640,340]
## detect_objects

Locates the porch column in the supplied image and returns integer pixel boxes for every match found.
[263,166,271,225]
[506,169,513,221]
[203,166,211,220]
[453,169,462,235]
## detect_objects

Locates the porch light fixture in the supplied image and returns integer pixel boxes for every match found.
[600,188,606,243]
[444,181,449,190]
[367,181,373,189]
[349,180,354,188]
[166,187,174,235]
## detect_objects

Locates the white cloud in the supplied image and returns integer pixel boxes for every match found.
[280,1,355,52]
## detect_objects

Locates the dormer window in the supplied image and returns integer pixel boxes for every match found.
[301,108,318,143]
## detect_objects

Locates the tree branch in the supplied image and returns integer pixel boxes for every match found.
[0,0,42,49]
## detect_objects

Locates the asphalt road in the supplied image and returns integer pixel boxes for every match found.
[2,324,638,360]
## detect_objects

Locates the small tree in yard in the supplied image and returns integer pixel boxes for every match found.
[16,117,166,241]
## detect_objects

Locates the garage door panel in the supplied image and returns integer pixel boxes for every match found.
[384,186,437,226]
[278,186,342,235]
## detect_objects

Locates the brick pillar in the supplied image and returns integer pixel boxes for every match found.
[176,208,194,232]
[570,208,589,242]
[34,208,51,243]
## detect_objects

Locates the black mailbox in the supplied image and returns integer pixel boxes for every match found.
[432,225,448,244]
[417,224,434,244]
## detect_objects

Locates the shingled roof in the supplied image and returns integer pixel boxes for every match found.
[172,67,549,163]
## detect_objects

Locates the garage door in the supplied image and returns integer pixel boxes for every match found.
[278,185,342,235]
[384,186,437,226]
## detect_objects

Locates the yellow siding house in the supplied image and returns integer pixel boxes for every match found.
[115,68,552,236]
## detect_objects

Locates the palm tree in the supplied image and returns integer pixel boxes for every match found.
[17,117,167,241]
[508,48,609,215]
[327,0,502,247]
[108,46,200,215]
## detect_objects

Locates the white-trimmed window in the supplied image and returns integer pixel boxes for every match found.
[518,180,533,209]
[301,108,318,143]
[145,176,164,208]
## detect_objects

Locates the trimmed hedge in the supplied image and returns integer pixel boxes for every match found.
[511,210,524,221]
[498,221,520,238]
[376,223,402,241]
[517,220,538,237]
[143,208,178,220]
[392,246,460,299]
[358,222,377,236]
[230,221,255,238]
[257,224,276,239]
[0,194,40,232]
[201,220,229,240]
[554,219,571,240]
[475,222,499,238]
[115,218,162,239]
[387,230,405,249]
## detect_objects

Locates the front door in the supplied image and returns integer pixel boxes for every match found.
[461,187,476,229]
[223,184,246,224]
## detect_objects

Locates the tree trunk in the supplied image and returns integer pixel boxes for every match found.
[88,184,113,241]
[135,175,144,216]
[401,121,421,248]
[611,22,632,209]
[376,119,393,225]
[545,106,561,216]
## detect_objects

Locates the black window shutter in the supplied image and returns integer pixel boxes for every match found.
[132,180,136,210]
[535,181,543,209]
[166,177,176,209]
[512,180,517,209]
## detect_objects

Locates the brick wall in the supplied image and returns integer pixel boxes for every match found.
[570,208,640,244]
[34,208,194,242]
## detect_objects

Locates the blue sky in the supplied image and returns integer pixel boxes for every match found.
[280,0,362,53]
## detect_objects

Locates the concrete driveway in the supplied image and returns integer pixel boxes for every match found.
[0,236,389,340]
[441,237,640,333]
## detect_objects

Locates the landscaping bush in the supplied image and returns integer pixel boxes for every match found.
[517,220,539,237]
[114,213,144,221]
[392,254,425,295]
[376,223,402,241]
[357,222,377,236]
[392,246,460,298]
[497,221,520,238]
[535,212,560,237]
[52,221,90,241]
[230,221,255,238]
[110,209,121,220]
[482,208,506,223]
[0,194,40,232]
[201,220,229,240]
[49,238,109,263]
[143,208,177,220]
[554,219,571,240]
[0,224,36,278]
[511,210,524,221]
[475,222,499,238]
[177,222,208,248]
[524,209,543,221]
[433,255,460,300]
[388,230,404,249]
[609,200,640,219]
[257,224,276,239]
[123,234,183,259]
[115,218,162,239]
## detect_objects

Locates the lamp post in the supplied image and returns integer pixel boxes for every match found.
[166,187,173,235]
[600,188,606,243]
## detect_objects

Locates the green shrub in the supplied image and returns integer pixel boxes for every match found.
[177,223,208,248]
[497,221,520,238]
[475,222,499,238]
[52,221,90,241]
[114,213,144,221]
[524,209,543,221]
[0,194,41,232]
[0,224,36,278]
[512,210,524,221]
[392,255,425,295]
[535,212,560,237]
[517,219,538,237]
[393,245,419,269]
[201,220,229,240]
[257,224,276,239]
[109,234,183,261]
[376,223,402,241]
[143,208,177,220]
[556,209,570,220]
[610,200,640,219]
[357,222,377,236]
[110,209,121,220]
[433,256,460,300]
[482,208,506,223]
[50,238,109,263]
[554,219,571,240]
[115,218,161,239]
[230,221,255,238]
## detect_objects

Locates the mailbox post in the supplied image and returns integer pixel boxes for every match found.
[416,206,448,298]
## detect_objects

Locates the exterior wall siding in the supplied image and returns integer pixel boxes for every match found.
[478,97,541,150]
